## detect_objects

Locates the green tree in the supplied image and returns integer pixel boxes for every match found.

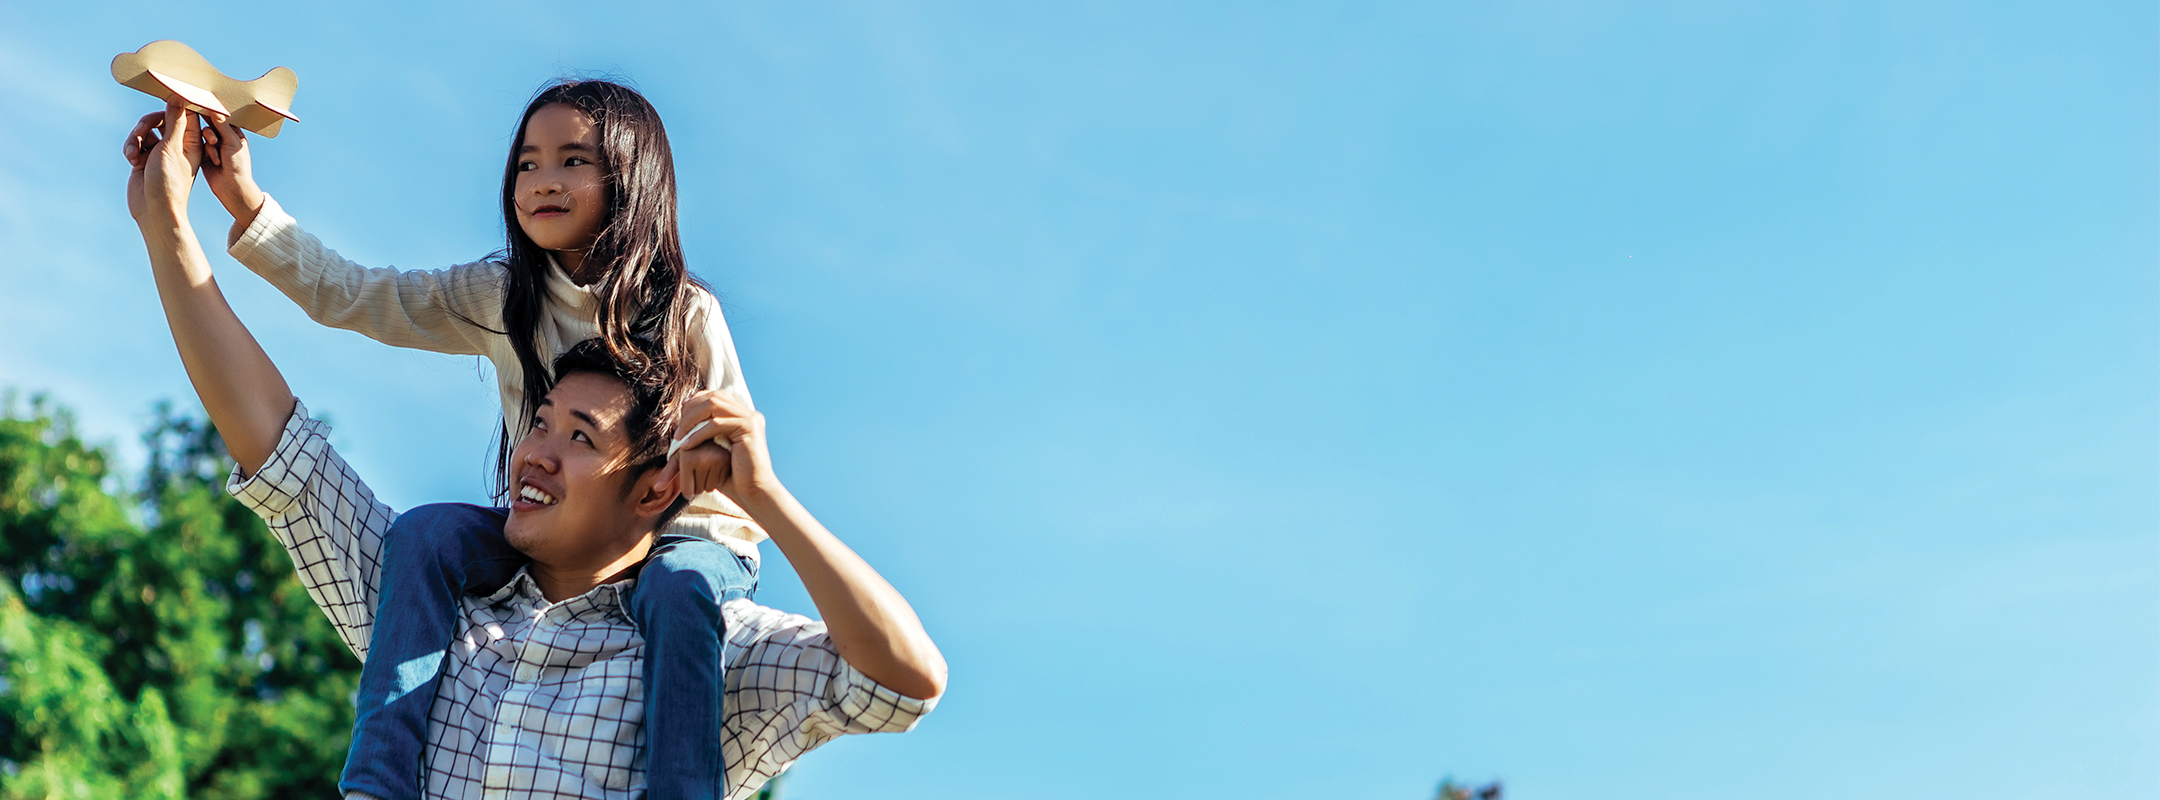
[0,394,792,798]
[1435,776,1503,800]
[0,395,360,799]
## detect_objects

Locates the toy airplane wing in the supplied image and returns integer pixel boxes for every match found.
[112,40,299,138]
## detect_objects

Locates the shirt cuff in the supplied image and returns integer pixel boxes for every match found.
[227,193,297,264]
[224,398,325,521]
[830,657,939,734]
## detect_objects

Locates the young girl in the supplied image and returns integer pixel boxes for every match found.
[160,80,757,800]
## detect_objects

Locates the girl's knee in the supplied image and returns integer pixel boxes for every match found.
[642,543,753,605]
[388,503,509,563]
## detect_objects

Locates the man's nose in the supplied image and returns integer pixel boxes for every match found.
[520,441,560,471]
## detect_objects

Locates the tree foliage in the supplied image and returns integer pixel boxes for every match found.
[0,395,360,799]
[1435,776,1503,800]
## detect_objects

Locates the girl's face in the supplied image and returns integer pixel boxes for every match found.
[514,103,609,271]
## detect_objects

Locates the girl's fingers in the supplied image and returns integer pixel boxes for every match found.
[201,115,221,166]
[213,116,244,153]
[651,461,682,498]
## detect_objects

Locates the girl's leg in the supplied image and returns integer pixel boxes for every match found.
[629,535,758,800]
[340,503,527,800]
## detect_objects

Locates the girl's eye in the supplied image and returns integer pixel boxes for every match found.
[565,156,589,167]
[572,430,592,445]
[517,161,536,172]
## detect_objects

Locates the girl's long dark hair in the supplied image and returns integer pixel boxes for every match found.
[488,79,708,497]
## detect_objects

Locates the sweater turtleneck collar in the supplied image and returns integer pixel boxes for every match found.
[543,253,598,315]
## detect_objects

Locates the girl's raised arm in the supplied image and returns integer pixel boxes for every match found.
[199,118,505,358]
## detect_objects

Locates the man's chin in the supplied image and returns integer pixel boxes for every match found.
[501,512,546,557]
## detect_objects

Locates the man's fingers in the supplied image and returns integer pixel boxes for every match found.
[671,391,752,441]
[668,416,746,462]
[161,101,186,141]
[125,111,164,166]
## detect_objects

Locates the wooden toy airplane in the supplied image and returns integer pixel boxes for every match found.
[112,40,299,137]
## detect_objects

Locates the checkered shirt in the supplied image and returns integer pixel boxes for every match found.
[226,401,935,800]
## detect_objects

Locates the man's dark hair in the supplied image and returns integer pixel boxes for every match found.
[550,337,692,525]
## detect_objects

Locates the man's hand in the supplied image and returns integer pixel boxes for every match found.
[124,103,207,224]
[662,390,779,509]
[661,392,948,700]
[127,102,295,477]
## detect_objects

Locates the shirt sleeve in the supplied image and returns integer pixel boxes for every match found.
[224,399,395,662]
[228,194,505,356]
[716,599,937,800]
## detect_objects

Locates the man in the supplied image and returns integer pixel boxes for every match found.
[128,102,947,799]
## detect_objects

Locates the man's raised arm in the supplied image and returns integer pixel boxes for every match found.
[126,103,293,475]
[672,393,950,700]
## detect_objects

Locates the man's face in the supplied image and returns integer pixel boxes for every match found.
[502,372,665,568]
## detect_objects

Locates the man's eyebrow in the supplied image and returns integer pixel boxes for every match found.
[570,408,602,431]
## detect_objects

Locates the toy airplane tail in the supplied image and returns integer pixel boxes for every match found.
[112,40,299,137]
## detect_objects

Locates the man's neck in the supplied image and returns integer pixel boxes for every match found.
[528,538,654,603]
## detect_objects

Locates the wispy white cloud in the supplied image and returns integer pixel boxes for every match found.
[0,42,132,127]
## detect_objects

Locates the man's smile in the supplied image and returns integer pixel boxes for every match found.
[512,475,561,510]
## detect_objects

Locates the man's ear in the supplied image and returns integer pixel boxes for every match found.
[632,462,680,518]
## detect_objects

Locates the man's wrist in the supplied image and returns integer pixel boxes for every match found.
[734,482,797,528]
[138,206,191,239]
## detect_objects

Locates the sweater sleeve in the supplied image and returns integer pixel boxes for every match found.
[227,194,505,356]
[689,287,754,408]
[673,288,770,540]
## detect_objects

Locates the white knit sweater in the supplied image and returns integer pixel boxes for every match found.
[228,194,765,550]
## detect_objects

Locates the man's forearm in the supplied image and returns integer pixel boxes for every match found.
[139,210,293,476]
[742,486,947,700]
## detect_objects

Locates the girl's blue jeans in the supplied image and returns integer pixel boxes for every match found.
[338,503,757,800]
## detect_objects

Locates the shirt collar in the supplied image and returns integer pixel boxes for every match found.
[483,565,636,620]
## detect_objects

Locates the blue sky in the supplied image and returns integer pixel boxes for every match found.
[2,2,2154,798]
